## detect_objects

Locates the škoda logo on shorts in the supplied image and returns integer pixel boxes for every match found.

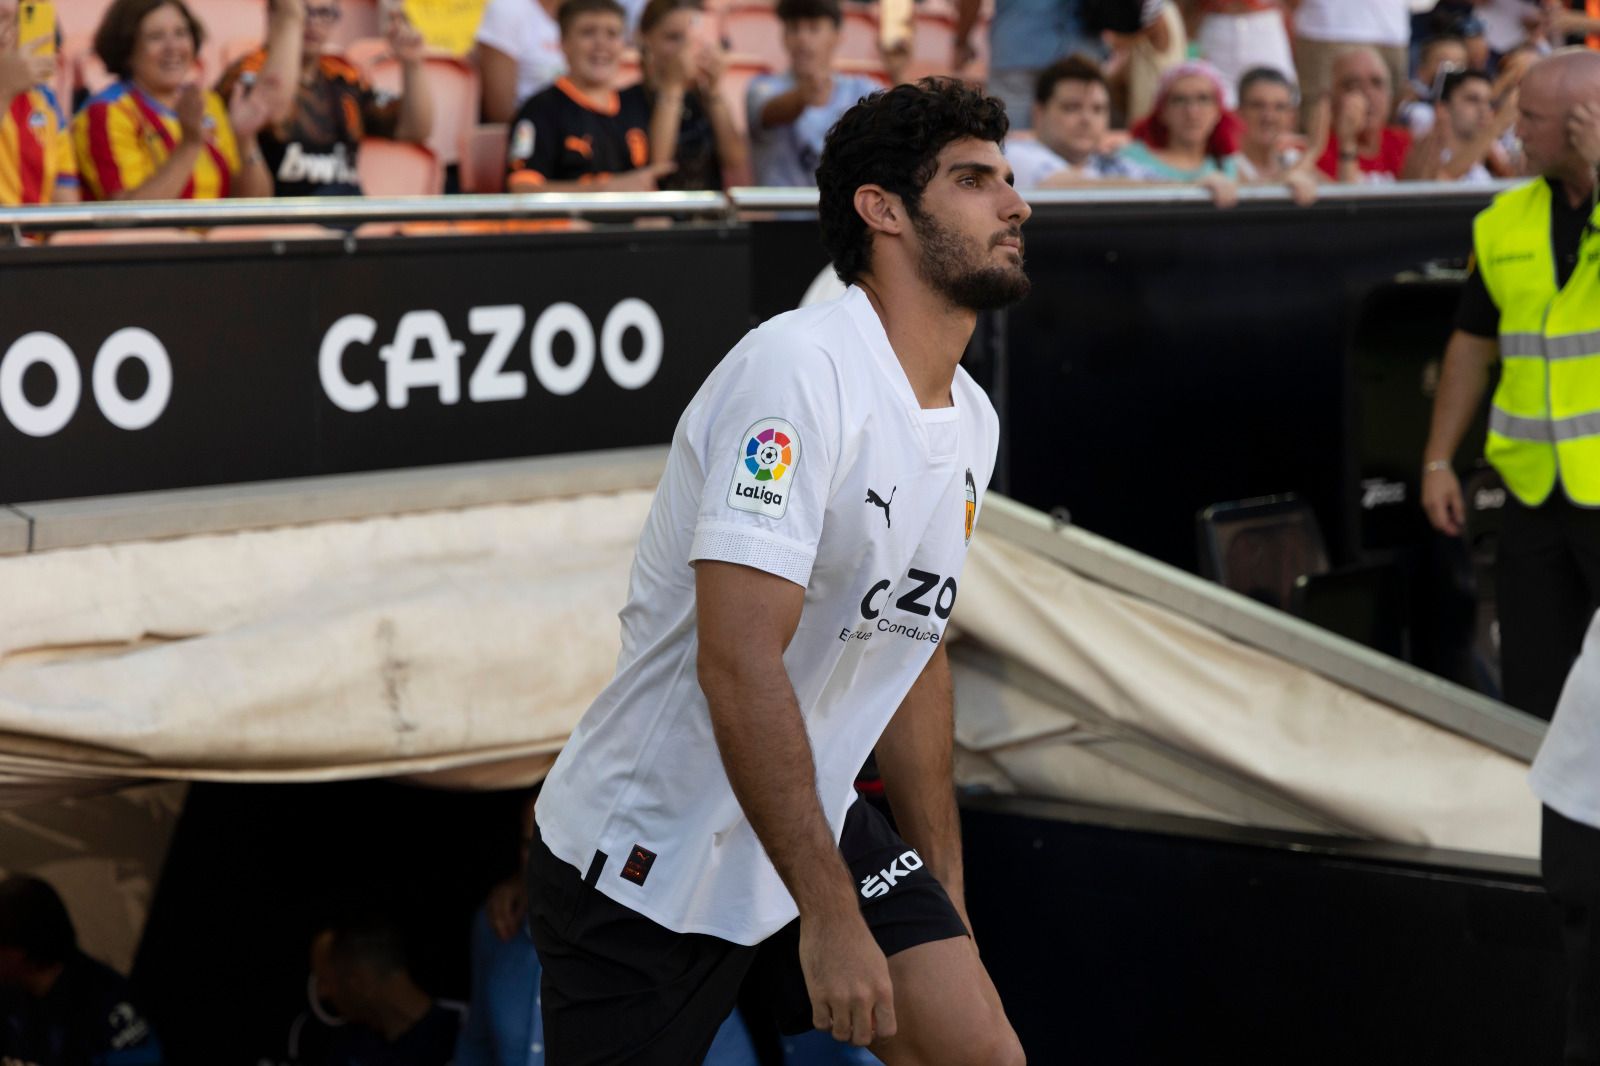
[859,850,924,899]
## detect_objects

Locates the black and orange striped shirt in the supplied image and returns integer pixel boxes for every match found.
[506,76,650,190]
[218,50,400,197]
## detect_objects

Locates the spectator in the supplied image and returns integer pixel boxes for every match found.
[745,0,890,187]
[0,874,164,1064]
[954,0,1100,128]
[475,0,565,124]
[1475,0,1543,63]
[1007,55,1152,186]
[636,0,746,189]
[1291,0,1411,131]
[1423,2,1491,70]
[1232,66,1318,201]
[219,1,432,197]
[1396,33,1470,137]
[0,0,76,203]
[1113,0,1187,123]
[73,0,277,200]
[308,915,462,1066]
[1314,45,1412,183]
[1405,68,1512,182]
[505,0,673,191]
[1549,0,1600,48]
[1183,0,1295,107]
[1121,59,1242,201]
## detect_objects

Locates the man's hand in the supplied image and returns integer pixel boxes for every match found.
[1423,466,1467,537]
[176,83,206,142]
[228,76,273,143]
[1334,91,1368,145]
[800,908,897,1046]
[1284,168,1319,207]
[607,161,676,190]
[878,38,911,85]
[694,40,726,90]
[387,10,427,65]
[1569,99,1600,169]
[486,875,527,942]
[659,46,694,91]
[0,23,55,104]
[1199,172,1238,209]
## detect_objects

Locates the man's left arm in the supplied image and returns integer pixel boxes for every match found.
[874,642,969,933]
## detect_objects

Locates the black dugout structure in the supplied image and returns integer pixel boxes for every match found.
[0,186,1561,1064]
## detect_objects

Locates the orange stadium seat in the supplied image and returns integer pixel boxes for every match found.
[358,137,443,194]
[834,9,879,63]
[65,34,115,99]
[49,228,202,244]
[203,224,340,241]
[188,0,265,78]
[332,0,383,50]
[719,7,783,67]
[717,56,770,137]
[340,36,392,76]
[459,122,508,193]
[367,54,478,167]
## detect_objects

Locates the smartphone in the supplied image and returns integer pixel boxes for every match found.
[18,0,56,60]
[879,0,911,52]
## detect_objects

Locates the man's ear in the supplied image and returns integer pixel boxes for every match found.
[854,183,906,236]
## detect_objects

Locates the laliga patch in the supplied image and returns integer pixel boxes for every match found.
[511,119,535,161]
[727,418,799,519]
[620,843,657,886]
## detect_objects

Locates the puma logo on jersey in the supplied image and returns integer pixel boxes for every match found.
[859,849,924,898]
[865,486,895,528]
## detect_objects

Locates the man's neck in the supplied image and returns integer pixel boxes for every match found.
[1552,166,1598,209]
[856,274,974,408]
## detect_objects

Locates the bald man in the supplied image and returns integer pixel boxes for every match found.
[1313,45,1413,182]
[1420,51,1600,1059]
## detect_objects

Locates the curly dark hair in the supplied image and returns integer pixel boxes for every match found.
[816,77,1010,286]
[93,0,205,82]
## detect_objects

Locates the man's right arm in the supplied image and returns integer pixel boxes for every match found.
[695,559,896,1048]
[1422,328,1500,536]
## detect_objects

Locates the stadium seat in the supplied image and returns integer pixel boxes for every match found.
[67,34,115,100]
[834,9,879,64]
[332,0,383,50]
[188,0,266,79]
[717,56,770,137]
[835,56,889,87]
[367,54,478,167]
[459,123,508,193]
[48,228,202,244]
[357,137,444,195]
[222,35,261,68]
[719,7,783,68]
[203,224,340,241]
[58,0,115,39]
[341,36,392,76]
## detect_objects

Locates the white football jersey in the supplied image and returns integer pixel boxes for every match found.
[536,285,1000,944]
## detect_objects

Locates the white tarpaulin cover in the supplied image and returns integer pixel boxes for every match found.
[0,487,1538,857]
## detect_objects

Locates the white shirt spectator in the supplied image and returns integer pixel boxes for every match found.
[1477,0,1539,55]
[475,0,567,111]
[746,73,880,187]
[1531,610,1600,831]
[1004,138,1152,187]
[1293,0,1410,47]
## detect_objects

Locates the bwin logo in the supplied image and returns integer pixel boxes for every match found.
[859,850,924,899]
[734,484,784,506]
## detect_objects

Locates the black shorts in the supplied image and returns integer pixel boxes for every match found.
[526,798,969,1065]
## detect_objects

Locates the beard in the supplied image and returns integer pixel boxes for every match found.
[910,209,1031,311]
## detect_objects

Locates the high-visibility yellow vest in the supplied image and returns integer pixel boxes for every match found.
[1474,178,1600,506]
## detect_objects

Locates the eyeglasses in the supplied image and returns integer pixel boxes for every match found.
[305,3,342,22]
[1165,92,1217,109]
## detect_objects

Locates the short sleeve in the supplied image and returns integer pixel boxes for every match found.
[508,94,568,188]
[73,101,148,199]
[1455,260,1500,339]
[745,75,785,141]
[475,0,526,54]
[686,338,841,587]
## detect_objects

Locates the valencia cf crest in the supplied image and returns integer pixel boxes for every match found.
[963,469,976,545]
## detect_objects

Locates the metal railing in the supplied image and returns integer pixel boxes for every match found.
[0,180,1511,236]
